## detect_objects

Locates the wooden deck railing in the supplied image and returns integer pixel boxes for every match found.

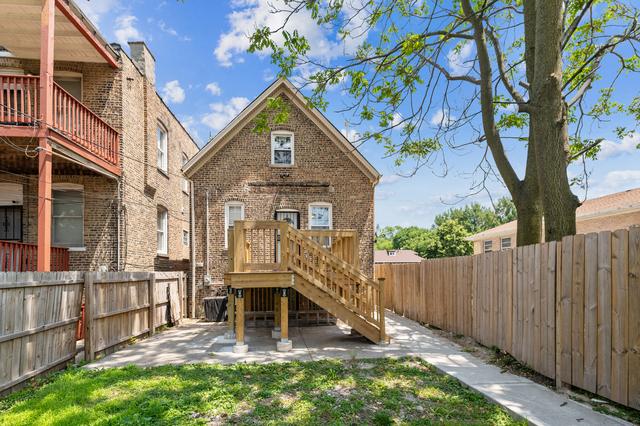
[0,241,69,272]
[228,220,384,335]
[0,74,120,169]
[0,75,39,124]
[52,82,119,167]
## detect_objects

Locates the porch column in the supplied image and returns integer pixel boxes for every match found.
[276,288,292,352]
[232,288,248,353]
[225,286,235,340]
[37,0,55,271]
[272,288,281,339]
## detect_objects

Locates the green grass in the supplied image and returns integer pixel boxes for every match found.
[0,357,524,425]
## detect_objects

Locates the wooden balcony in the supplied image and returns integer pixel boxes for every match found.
[0,74,120,175]
[0,240,69,272]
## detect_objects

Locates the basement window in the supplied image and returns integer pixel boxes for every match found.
[271,131,294,166]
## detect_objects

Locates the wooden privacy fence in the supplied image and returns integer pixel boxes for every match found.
[375,227,640,410]
[0,271,186,394]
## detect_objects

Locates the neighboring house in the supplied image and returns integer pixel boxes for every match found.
[0,2,197,276]
[184,78,380,316]
[374,249,422,264]
[468,188,640,254]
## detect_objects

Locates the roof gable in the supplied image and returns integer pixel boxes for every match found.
[183,78,380,183]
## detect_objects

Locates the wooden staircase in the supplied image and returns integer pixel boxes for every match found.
[225,221,386,344]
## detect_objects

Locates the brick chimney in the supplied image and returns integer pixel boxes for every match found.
[128,41,156,87]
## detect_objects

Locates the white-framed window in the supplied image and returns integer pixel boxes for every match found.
[387,250,397,256]
[157,206,168,255]
[52,183,84,248]
[157,124,168,173]
[181,152,189,193]
[308,202,332,230]
[271,131,294,166]
[224,201,245,249]
[501,237,512,250]
[483,240,493,253]
[182,229,190,247]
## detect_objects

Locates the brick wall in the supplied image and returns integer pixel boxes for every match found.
[189,93,376,316]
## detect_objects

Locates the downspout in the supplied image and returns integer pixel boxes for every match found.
[189,179,196,318]
[205,190,210,278]
[117,178,122,271]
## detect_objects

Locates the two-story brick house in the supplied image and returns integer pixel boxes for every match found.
[0,1,197,280]
[184,78,380,317]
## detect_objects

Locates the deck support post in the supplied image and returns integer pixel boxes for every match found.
[276,288,292,352]
[37,0,55,272]
[232,288,248,353]
[272,288,281,339]
[225,286,235,340]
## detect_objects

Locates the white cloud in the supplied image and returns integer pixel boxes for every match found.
[75,0,120,26]
[156,20,191,42]
[205,82,222,96]
[214,0,368,67]
[341,127,360,143]
[201,97,251,131]
[392,112,402,127]
[599,132,639,159]
[180,115,201,143]
[591,170,640,197]
[161,80,186,104]
[379,174,404,186]
[263,69,276,82]
[114,15,143,45]
[430,108,455,127]
[447,41,474,76]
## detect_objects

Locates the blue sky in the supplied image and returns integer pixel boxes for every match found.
[75,0,640,228]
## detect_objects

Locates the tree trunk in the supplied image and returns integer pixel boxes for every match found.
[530,0,579,241]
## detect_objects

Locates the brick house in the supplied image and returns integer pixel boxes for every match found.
[468,188,640,254]
[0,2,197,279]
[184,78,380,317]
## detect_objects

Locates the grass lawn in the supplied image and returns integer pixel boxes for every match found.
[0,357,524,425]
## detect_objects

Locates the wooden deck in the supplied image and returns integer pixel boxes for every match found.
[224,220,386,353]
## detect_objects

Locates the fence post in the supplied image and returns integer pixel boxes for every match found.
[84,272,94,361]
[555,240,564,390]
[378,277,386,344]
[149,273,156,335]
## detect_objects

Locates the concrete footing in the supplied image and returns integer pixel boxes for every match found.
[276,340,292,352]
[271,329,281,339]
[232,343,249,354]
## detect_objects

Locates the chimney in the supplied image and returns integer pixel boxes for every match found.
[128,41,156,87]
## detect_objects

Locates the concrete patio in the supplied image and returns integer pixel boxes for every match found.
[86,312,630,426]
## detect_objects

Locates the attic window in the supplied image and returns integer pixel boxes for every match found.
[387,250,397,256]
[271,131,294,166]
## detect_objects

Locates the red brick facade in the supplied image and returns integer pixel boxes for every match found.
[186,81,378,316]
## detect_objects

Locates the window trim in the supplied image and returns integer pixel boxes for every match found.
[483,240,493,253]
[181,152,189,193]
[500,237,512,250]
[224,201,245,249]
[182,229,190,247]
[157,123,168,174]
[308,202,332,230]
[270,131,295,166]
[157,206,168,256]
[51,183,84,248]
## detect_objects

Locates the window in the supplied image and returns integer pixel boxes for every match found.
[271,131,294,166]
[181,152,189,193]
[157,124,168,173]
[387,250,397,256]
[483,240,493,253]
[501,237,512,250]
[182,230,190,247]
[309,203,332,230]
[157,207,168,255]
[224,202,244,249]
[52,184,84,248]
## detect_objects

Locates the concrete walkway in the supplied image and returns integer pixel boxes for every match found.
[87,312,629,426]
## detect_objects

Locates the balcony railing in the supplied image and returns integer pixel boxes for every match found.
[0,74,119,170]
[0,240,70,272]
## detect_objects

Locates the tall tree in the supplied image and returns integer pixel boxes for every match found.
[248,0,640,243]
[434,197,515,234]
